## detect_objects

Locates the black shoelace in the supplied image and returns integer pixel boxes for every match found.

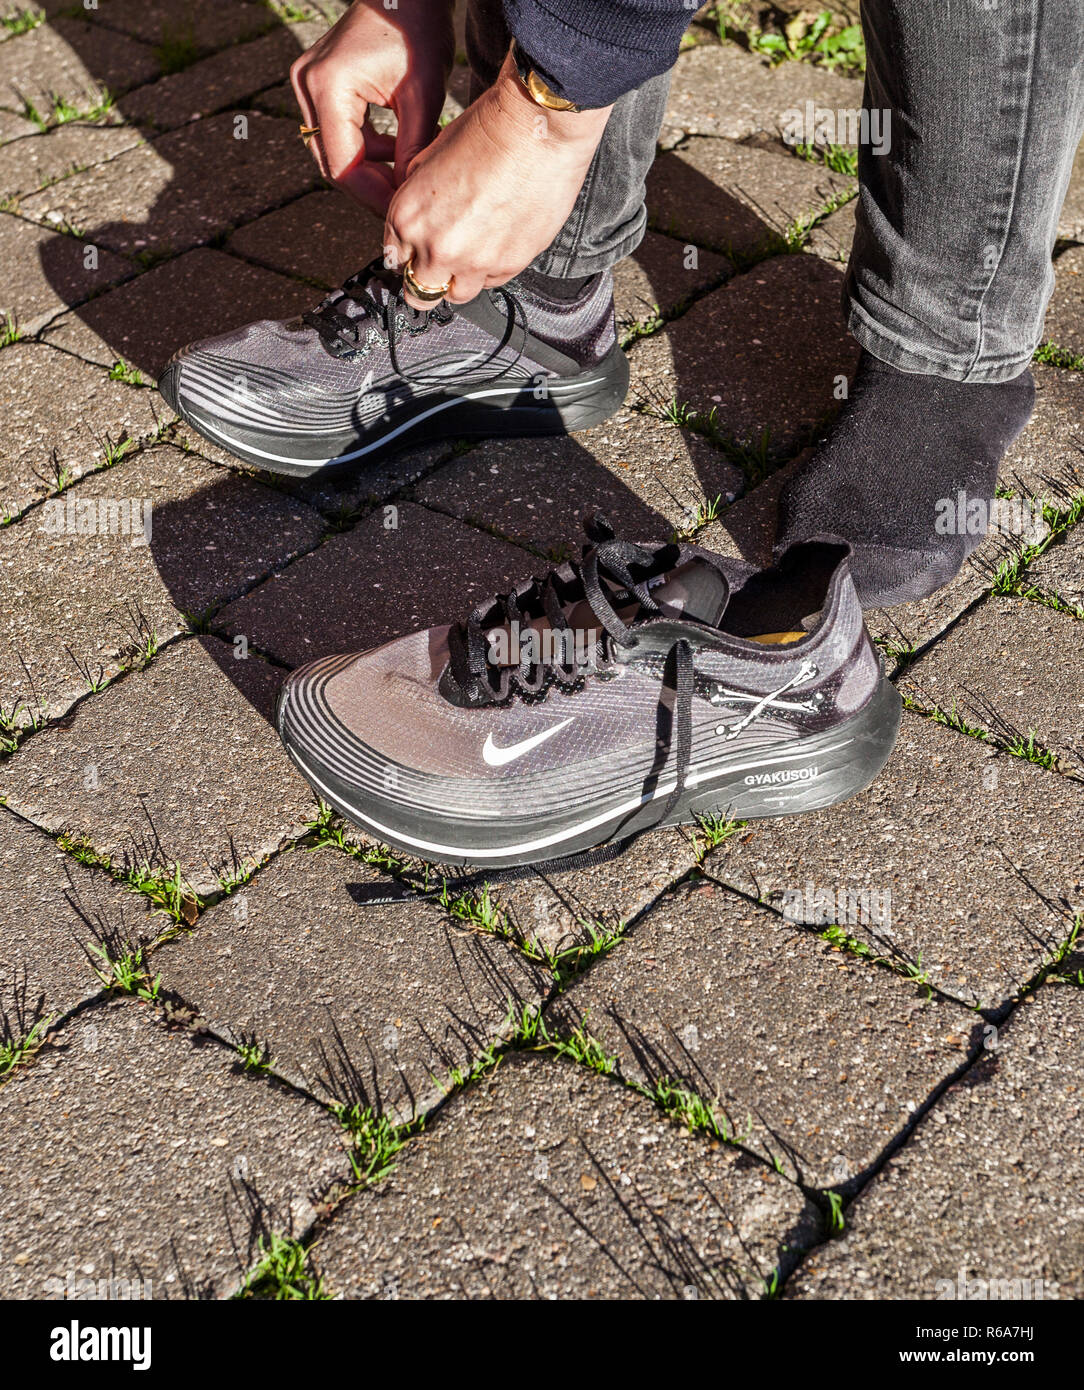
[445,514,698,832]
[303,257,529,387]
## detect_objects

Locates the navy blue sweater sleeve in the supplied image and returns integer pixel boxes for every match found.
[502,0,696,108]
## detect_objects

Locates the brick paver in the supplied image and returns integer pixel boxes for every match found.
[412,411,744,555]
[0,636,313,895]
[786,985,1084,1299]
[0,806,153,1026]
[0,122,145,202]
[39,246,317,377]
[903,594,1084,767]
[663,38,864,145]
[0,442,325,716]
[1059,141,1084,242]
[225,187,385,291]
[1028,518,1084,613]
[0,210,135,333]
[119,25,322,134]
[212,502,534,670]
[552,875,974,1187]
[631,253,859,459]
[647,138,852,257]
[154,845,550,1117]
[313,1053,814,1300]
[0,997,348,1299]
[0,338,163,519]
[1044,244,1084,357]
[0,16,158,113]
[20,112,320,262]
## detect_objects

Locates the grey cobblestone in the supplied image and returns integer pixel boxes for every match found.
[787,985,1084,1299]
[313,1053,815,1300]
[154,845,550,1117]
[552,875,974,1187]
[0,441,325,717]
[0,997,348,1299]
[0,635,313,896]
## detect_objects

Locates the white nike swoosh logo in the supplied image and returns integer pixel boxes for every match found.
[482,718,574,767]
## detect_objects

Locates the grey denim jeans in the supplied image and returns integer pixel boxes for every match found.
[467,0,1084,383]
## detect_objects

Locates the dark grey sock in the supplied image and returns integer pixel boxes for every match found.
[507,267,617,367]
[774,351,1036,608]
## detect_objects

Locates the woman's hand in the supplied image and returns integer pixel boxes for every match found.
[385,53,612,308]
[291,0,455,214]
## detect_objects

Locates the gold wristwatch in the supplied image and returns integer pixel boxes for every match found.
[510,38,582,112]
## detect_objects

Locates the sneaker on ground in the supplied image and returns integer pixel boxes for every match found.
[158,258,628,477]
[276,516,902,868]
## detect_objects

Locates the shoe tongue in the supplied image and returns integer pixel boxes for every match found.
[647,558,730,627]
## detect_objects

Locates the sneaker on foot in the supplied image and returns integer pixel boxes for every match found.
[158,258,628,477]
[276,516,901,868]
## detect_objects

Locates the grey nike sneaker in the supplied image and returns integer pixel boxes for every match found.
[158,258,628,477]
[276,517,902,868]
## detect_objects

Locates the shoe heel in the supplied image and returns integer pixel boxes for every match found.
[680,677,902,824]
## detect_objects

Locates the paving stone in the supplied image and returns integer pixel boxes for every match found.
[213,502,532,670]
[1000,364,1084,500]
[226,187,384,291]
[0,108,38,142]
[0,997,348,1299]
[0,121,144,199]
[1028,517,1084,613]
[0,636,313,894]
[664,38,864,145]
[0,807,154,1026]
[119,25,321,133]
[646,137,853,256]
[87,0,277,53]
[39,246,318,376]
[1044,243,1084,357]
[553,876,974,1187]
[313,1053,814,1299]
[249,79,298,120]
[695,452,806,567]
[495,827,697,955]
[1058,138,1083,243]
[413,410,744,558]
[0,339,163,519]
[0,442,325,717]
[903,596,1084,769]
[803,196,856,265]
[20,112,320,262]
[0,16,158,112]
[614,229,733,334]
[0,209,135,332]
[787,985,1084,1299]
[154,845,550,1117]
[631,253,858,459]
[703,710,1084,1009]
